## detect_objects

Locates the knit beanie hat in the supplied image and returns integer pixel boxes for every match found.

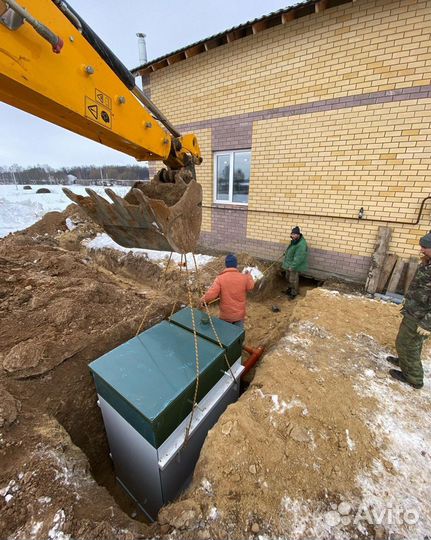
[419,233,431,249]
[225,253,238,268]
[291,226,301,235]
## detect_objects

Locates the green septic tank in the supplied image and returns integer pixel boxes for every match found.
[89,308,246,520]
[89,319,228,448]
[169,307,244,365]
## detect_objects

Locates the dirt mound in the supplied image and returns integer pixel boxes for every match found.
[199,253,288,303]
[0,414,148,540]
[88,247,163,283]
[57,207,102,251]
[21,210,68,237]
[0,235,158,379]
[249,262,286,301]
[0,229,176,538]
[200,252,266,281]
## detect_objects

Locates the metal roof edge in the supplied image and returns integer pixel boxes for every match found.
[132,0,346,76]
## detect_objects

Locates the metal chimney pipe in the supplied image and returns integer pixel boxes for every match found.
[136,33,147,65]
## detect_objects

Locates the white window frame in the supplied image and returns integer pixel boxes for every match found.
[213,150,250,206]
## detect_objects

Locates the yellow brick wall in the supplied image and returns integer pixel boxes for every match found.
[249,99,431,257]
[194,128,212,232]
[145,0,431,264]
[148,0,430,124]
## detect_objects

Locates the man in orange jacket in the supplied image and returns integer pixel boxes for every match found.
[200,254,254,328]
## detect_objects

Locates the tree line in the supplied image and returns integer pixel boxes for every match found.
[0,164,149,184]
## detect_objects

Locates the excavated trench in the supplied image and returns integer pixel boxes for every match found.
[3,233,320,527]
[52,361,148,520]
[0,211,354,539]
[45,274,320,524]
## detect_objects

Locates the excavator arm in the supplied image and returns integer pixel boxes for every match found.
[0,0,202,253]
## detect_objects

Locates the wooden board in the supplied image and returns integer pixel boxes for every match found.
[386,258,405,293]
[404,257,419,293]
[376,253,397,293]
[365,226,392,294]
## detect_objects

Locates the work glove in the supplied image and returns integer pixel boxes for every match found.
[417,326,431,338]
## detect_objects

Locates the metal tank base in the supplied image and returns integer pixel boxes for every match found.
[97,359,243,521]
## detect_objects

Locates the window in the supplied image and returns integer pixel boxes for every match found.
[214,150,250,204]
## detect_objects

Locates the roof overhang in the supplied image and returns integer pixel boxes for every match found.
[132,0,353,77]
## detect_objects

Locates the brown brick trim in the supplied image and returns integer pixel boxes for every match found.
[209,204,248,249]
[177,84,431,134]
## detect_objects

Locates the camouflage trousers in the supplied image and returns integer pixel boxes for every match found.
[286,270,299,295]
[395,315,427,386]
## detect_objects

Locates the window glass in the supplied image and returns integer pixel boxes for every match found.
[216,154,230,201]
[233,151,250,203]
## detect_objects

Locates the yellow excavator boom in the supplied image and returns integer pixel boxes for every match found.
[0,0,202,253]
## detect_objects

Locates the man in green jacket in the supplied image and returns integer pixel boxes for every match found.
[387,232,431,389]
[282,226,309,300]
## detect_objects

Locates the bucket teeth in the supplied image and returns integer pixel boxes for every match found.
[62,173,202,253]
[62,187,81,204]
[84,188,115,223]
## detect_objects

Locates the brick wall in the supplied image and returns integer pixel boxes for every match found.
[148,0,430,123]
[143,0,431,282]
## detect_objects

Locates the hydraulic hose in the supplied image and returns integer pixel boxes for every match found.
[6,0,63,52]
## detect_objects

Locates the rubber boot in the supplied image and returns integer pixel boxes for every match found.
[389,369,423,389]
[386,356,399,366]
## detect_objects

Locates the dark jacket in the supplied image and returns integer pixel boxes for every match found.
[403,258,431,330]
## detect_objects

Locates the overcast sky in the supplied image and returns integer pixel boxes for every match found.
[1,1,295,169]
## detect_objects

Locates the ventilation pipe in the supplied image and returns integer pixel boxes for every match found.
[136,32,147,65]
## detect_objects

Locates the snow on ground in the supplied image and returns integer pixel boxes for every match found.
[0,184,129,238]
[0,183,215,270]
[352,344,431,539]
[83,232,214,269]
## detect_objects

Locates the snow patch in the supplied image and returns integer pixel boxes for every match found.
[65,217,77,231]
[48,510,70,540]
[0,184,128,238]
[208,506,219,520]
[38,496,52,505]
[353,342,431,537]
[83,232,214,269]
[0,479,19,502]
[30,522,43,537]
[280,496,338,540]
[345,429,356,451]
[271,395,288,414]
[201,478,213,496]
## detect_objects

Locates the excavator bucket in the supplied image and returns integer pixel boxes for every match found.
[63,169,202,254]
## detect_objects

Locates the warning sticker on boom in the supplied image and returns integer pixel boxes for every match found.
[95,89,112,110]
[85,96,112,129]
